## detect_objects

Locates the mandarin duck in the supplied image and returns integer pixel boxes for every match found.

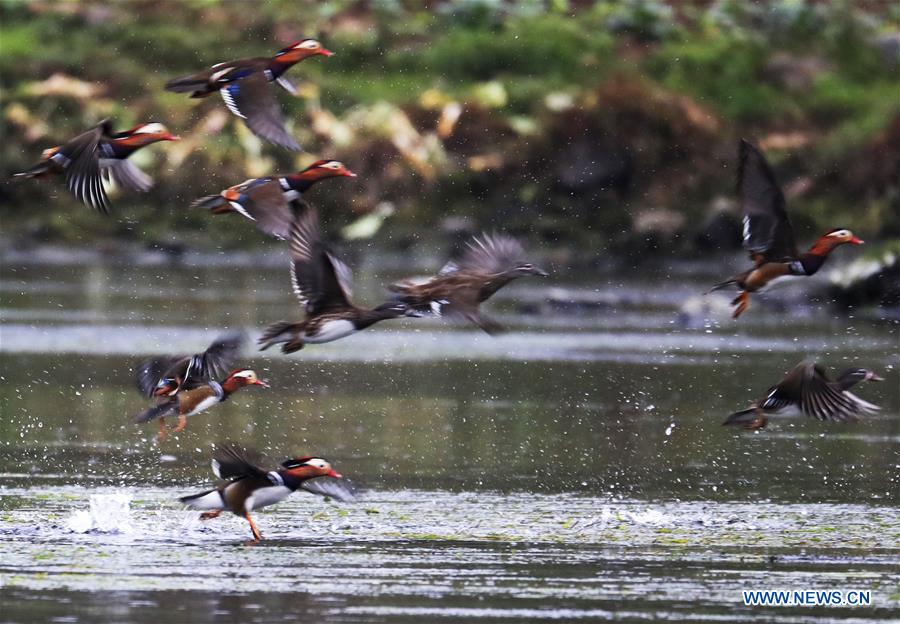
[13,120,178,213]
[180,444,354,542]
[134,331,267,440]
[723,361,882,430]
[165,39,332,151]
[389,234,548,334]
[708,140,863,318]
[191,160,355,240]
[258,205,411,353]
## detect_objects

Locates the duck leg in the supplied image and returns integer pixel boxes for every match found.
[731,291,750,319]
[244,513,262,542]
[171,414,188,434]
[157,417,167,442]
[466,311,505,335]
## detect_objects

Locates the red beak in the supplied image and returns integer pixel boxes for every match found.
[343,169,357,178]
[164,133,180,141]
[326,469,341,478]
[320,48,334,57]
[253,379,270,388]
[849,236,864,245]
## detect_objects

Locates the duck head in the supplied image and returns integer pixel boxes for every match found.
[837,368,884,389]
[122,122,180,145]
[295,160,357,183]
[222,369,270,392]
[510,262,549,277]
[810,228,863,255]
[281,456,341,479]
[274,39,333,62]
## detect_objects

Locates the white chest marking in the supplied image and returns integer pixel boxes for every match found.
[305,319,356,343]
[188,395,221,416]
[245,486,292,512]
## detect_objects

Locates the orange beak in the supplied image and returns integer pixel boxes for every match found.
[163,133,180,141]
[326,469,341,478]
[343,169,357,178]
[320,48,334,57]
[253,379,270,388]
[849,236,863,245]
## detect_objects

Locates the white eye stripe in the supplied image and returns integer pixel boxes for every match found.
[298,40,320,49]
[321,161,343,170]
[136,123,167,134]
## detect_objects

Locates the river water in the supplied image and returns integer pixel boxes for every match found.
[0,249,897,623]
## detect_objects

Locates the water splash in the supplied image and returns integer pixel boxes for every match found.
[66,492,134,534]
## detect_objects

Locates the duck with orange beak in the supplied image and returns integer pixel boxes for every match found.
[708,139,864,318]
[180,445,354,542]
[165,39,333,151]
[13,119,179,213]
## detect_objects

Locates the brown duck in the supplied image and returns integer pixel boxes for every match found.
[389,234,548,334]
[708,140,863,318]
[180,444,354,542]
[723,361,882,430]
[258,205,411,353]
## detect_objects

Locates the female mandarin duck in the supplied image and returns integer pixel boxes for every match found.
[191,160,356,240]
[708,139,863,318]
[389,234,548,334]
[180,444,354,542]
[134,331,268,440]
[723,361,882,430]
[13,119,178,213]
[258,205,411,353]
[165,39,332,151]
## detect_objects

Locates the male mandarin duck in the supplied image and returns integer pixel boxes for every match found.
[13,119,178,213]
[165,39,332,151]
[133,331,268,440]
[258,205,412,353]
[723,361,882,430]
[180,444,354,542]
[191,160,356,240]
[708,139,863,318]
[389,234,548,334]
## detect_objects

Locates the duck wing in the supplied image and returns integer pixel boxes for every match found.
[101,158,154,192]
[457,233,525,274]
[220,71,301,151]
[301,477,357,503]
[56,121,111,213]
[135,354,188,397]
[212,444,269,482]
[289,205,354,315]
[179,330,247,390]
[738,139,799,265]
[234,178,295,240]
[799,363,877,422]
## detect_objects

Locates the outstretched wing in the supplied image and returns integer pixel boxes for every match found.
[289,206,353,315]
[212,444,268,482]
[799,363,876,422]
[101,158,154,192]
[220,71,301,151]
[188,330,247,388]
[235,179,295,240]
[135,355,185,397]
[57,122,110,213]
[738,139,798,264]
[457,234,526,274]
[301,477,357,503]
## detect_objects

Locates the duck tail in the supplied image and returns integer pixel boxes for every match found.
[258,321,302,352]
[12,161,53,180]
[164,74,213,97]
[191,194,228,213]
[134,400,177,424]
[179,488,224,510]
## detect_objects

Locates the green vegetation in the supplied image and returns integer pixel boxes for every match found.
[1,0,898,254]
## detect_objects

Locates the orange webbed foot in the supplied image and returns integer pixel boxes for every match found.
[731,292,750,319]
[171,414,188,434]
